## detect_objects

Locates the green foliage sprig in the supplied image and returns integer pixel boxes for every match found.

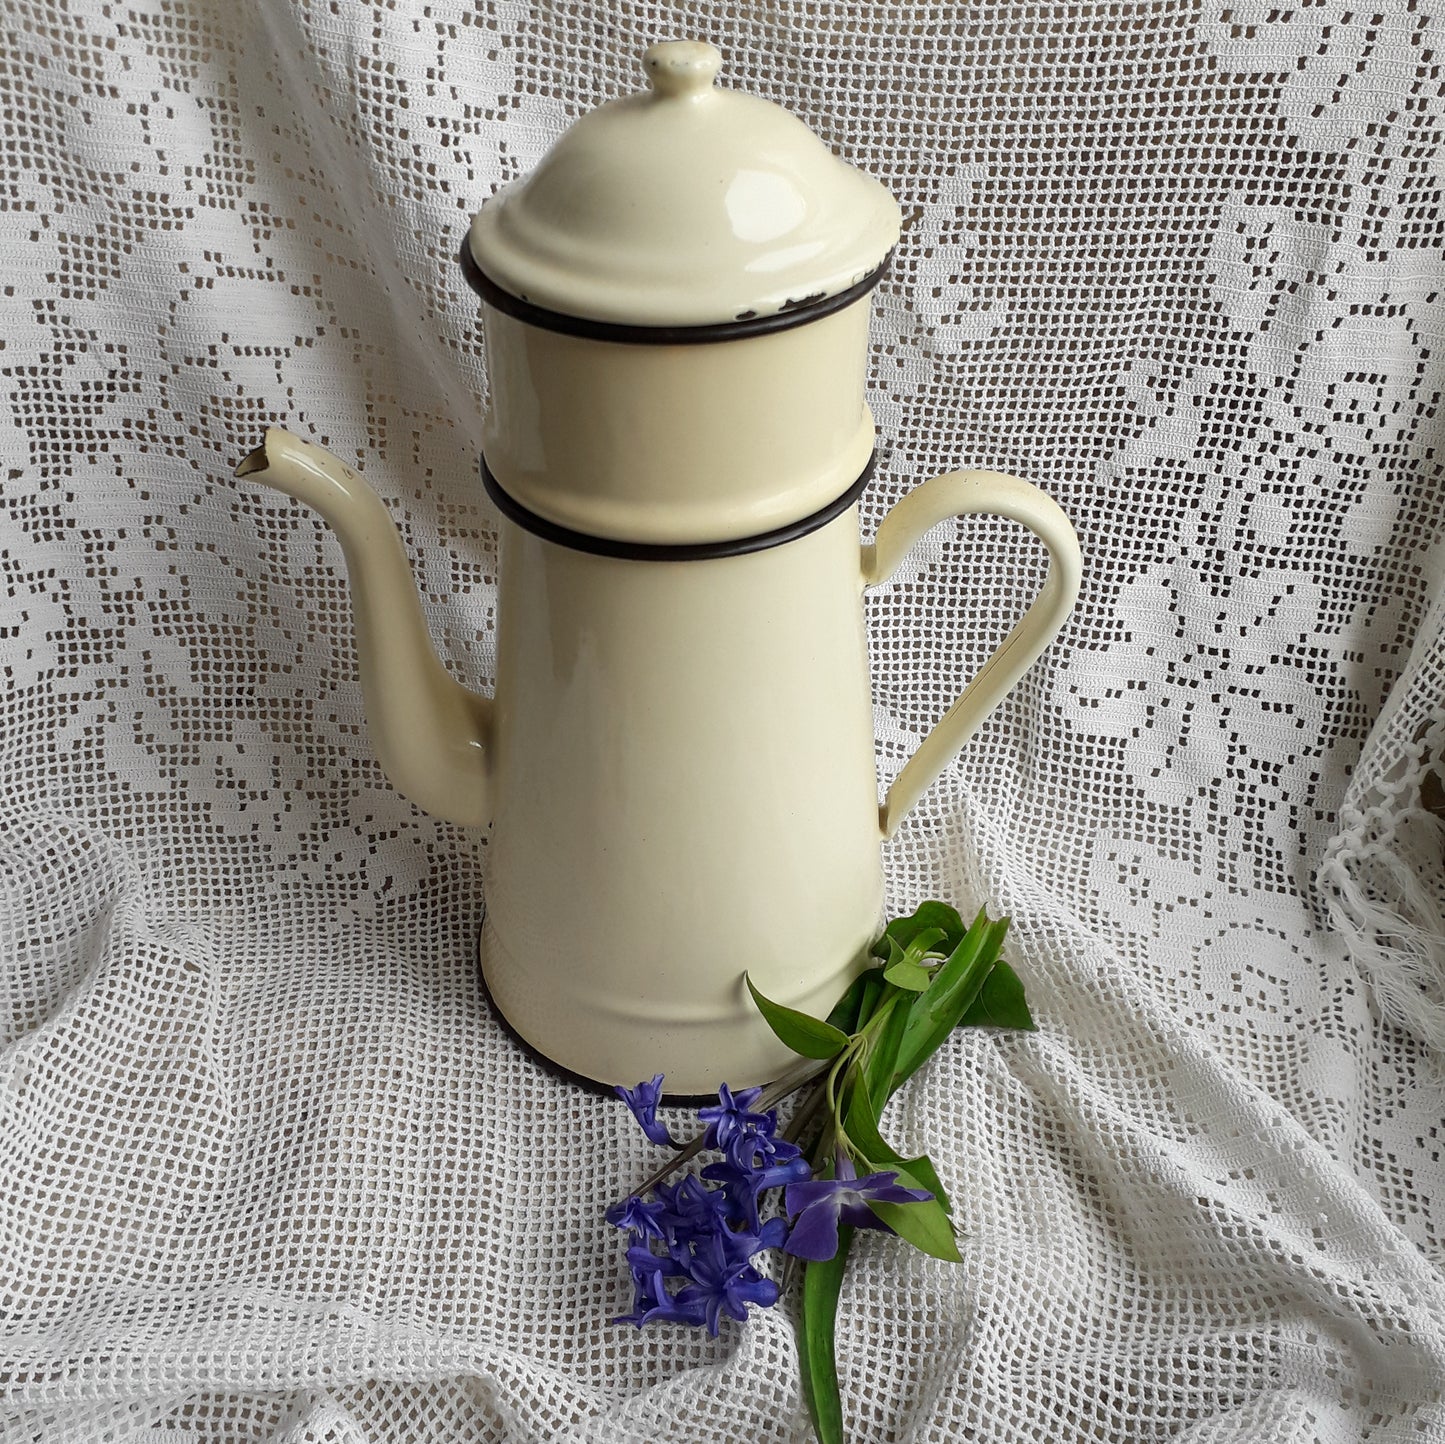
[608,901,1033,1444]
[747,901,1032,1442]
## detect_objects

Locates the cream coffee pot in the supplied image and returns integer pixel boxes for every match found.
[237,41,1082,1096]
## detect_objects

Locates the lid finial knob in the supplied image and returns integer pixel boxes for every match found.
[644,40,723,99]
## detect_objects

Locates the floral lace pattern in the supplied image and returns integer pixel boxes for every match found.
[1,2,1442,1441]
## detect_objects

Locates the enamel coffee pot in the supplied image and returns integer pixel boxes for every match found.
[237,41,1082,1095]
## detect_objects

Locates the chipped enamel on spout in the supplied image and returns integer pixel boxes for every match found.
[236,428,493,829]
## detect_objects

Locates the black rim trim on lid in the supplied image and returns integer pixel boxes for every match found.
[458,236,891,345]
[481,451,878,561]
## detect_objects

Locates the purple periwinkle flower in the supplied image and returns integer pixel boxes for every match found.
[615,1073,677,1148]
[697,1083,771,1152]
[783,1154,935,1262]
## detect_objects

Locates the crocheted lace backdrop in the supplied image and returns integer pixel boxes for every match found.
[2,2,1443,1441]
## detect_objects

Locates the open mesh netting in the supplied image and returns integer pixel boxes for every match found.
[2,2,1443,1440]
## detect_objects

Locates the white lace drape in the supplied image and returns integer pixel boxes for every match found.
[2,3,1443,1441]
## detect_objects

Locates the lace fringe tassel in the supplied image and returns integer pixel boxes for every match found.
[1320,804,1445,1056]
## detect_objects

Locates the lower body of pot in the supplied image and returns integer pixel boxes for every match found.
[479,503,886,1096]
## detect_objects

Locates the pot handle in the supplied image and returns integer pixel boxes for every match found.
[864,469,1082,838]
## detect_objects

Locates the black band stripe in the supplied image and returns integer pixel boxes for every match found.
[459,237,891,346]
[481,451,878,561]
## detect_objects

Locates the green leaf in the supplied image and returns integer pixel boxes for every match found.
[865,1193,962,1263]
[851,969,886,1032]
[897,1151,951,1213]
[900,926,949,963]
[958,956,1036,1031]
[871,933,906,966]
[823,970,874,1036]
[798,1228,853,1444]
[840,1073,951,1214]
[873,901,969,956]
[892,916,1009,1091]
[745,975,850,1060]
[882,958,932,992]
[861,991,912,1114]
[879,927,950,994]
[841,1068,900,1164]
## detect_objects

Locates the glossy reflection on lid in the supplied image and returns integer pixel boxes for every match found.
[725,169,811,245]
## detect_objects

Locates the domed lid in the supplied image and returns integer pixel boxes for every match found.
[466,40,901,328]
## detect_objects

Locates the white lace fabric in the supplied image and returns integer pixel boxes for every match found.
[2,3,1443,1441]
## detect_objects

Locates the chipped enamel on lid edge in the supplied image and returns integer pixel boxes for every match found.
[466,41,902,328]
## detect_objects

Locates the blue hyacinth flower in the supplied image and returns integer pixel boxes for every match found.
[702,1150,812,1232]
[614,1073,677,1148]
[671,1224,784,1337]
[696,1083,771,1152]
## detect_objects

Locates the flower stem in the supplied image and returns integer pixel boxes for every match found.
[631,1131,709,1197]
[782,1078,828,1146]
[756,1055,834,1112]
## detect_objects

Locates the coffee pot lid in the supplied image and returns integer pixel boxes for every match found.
[466,40,901,328]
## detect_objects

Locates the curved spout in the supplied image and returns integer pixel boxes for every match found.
[236,427,492,828]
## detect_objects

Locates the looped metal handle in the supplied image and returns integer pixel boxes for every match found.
[864,469,1082,838]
